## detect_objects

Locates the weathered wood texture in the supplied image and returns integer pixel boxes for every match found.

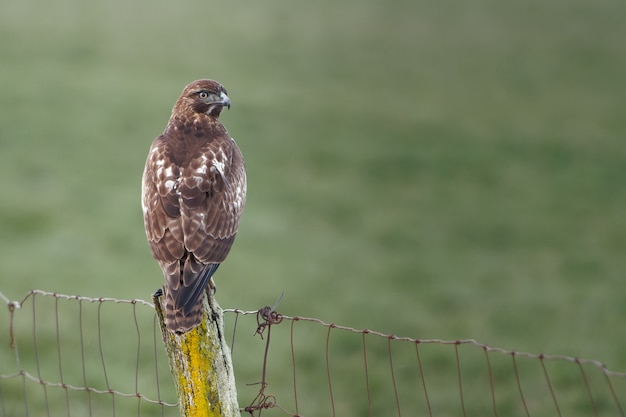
[153,289,240,417]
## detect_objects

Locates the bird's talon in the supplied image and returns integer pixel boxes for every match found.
[209,277,217,295]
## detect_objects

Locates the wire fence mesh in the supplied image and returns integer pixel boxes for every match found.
[1,290,624,417]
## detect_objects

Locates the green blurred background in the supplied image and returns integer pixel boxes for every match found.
[1,0,625,415]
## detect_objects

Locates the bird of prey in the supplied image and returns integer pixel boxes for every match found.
[141,79,246,333]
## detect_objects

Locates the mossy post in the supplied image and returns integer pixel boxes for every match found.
[153,289,240,417]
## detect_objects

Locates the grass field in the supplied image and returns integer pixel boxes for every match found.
[1,0,625,415]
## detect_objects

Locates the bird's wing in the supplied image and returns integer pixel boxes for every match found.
[142,135,185,266]
[179,138,246,265]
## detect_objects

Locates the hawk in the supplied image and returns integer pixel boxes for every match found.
[141,79,246,333]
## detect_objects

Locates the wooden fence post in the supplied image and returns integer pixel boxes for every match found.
[153,289,240,417]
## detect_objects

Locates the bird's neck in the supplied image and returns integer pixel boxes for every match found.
[165,113,227,138]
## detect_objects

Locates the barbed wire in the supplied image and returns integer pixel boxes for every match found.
[1,290,625,417]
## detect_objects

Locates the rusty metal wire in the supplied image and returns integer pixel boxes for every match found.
[2,290,626,417]
[0,290,177,417]
[226,307,626,417]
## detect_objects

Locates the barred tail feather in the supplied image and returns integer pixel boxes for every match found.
[164,287,205,334]
[163,262,220,333]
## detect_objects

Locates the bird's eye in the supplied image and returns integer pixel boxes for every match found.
[198,91,209,99]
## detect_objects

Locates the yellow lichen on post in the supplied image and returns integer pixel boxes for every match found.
[154,289,240,417]
[170,320,213,415]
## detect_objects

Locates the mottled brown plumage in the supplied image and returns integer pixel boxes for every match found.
[142,80,246,333]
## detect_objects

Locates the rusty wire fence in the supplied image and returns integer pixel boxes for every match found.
[1,290,624,417]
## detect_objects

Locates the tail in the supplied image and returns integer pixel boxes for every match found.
[164,289,205,334]
[163,263,220,333]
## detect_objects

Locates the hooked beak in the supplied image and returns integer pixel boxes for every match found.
[220,91,231,110]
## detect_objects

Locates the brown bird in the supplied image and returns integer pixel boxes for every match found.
[141,80,246,333]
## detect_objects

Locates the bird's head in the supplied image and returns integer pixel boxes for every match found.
[175,79,231,118]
